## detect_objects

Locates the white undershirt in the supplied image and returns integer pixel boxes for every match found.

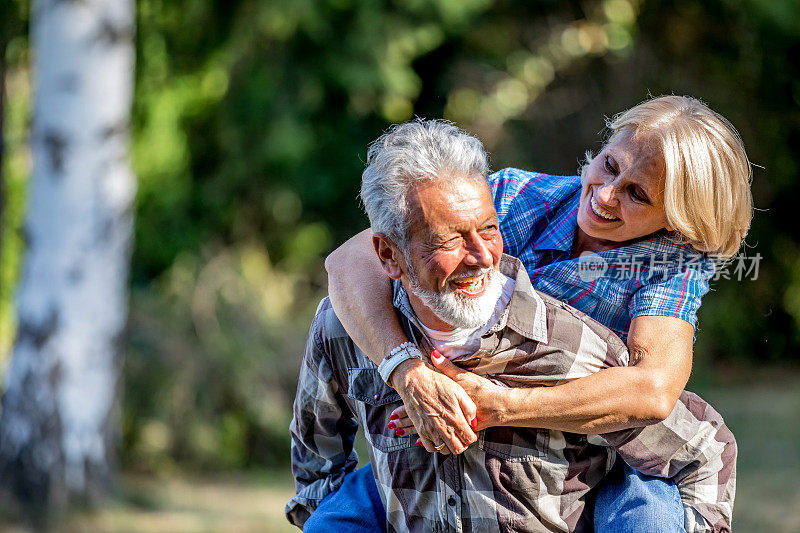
[417,273,515,360]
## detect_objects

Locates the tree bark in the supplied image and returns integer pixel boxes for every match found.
[0,0,135,517]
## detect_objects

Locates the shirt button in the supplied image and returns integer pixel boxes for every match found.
[373,394,379,400]
[447,496,456,507]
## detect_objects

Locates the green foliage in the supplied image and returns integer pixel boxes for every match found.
[0,0,30,371]
[124,244,327,470]
[2,0,799,470]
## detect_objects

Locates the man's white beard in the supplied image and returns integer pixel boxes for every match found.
[406,263,504,329]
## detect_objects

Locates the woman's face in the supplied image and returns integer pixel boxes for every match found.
[577,129,671,245]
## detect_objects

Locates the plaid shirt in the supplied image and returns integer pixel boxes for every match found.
[286,256,736,532]
[490,169,717,342]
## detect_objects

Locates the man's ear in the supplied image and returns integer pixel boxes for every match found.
[373,233,404,280]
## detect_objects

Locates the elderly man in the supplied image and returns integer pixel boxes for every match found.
[286,120,735,532]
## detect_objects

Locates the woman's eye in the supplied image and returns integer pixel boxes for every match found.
[604,156,617,174]
[629,187,647,203]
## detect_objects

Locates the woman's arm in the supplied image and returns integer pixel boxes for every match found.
[481,315,692,432]
[391,315,693,435]
[325,230,478,453]
[325,229,407,363]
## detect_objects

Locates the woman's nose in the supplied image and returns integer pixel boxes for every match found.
[597,183,616,204]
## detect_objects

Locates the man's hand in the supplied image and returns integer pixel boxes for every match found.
[390,351,507,440]
[390,355,478,454]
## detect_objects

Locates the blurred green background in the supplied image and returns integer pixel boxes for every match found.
[1,0,799,531]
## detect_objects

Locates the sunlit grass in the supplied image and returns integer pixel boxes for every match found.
[68,470,298,533]
[698,377,800,533]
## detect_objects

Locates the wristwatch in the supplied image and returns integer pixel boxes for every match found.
[378,342,425,386]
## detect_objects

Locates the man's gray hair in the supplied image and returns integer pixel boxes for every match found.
[360,118,490,247]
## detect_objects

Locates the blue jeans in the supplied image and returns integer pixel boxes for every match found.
[305,460,684,532]
[593,459,685,532]
[303,464,386,533]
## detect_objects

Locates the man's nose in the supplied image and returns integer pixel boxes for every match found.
[463,232,494,268]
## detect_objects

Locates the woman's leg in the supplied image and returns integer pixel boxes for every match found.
[303,463,387,532]
[594,459,685,533]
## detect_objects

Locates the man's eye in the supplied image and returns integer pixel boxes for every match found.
[439,238,461,250]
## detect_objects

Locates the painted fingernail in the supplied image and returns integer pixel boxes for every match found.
[415,440,422,446]
[470,417,477,428]
[389,414,399,420]
[388,422,396,429]
[431,349,443,362]
[395,429,404,436]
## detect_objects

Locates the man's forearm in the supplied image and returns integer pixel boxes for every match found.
[286,312,360,528]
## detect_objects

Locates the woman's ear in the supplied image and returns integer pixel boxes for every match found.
[373,233,404,279]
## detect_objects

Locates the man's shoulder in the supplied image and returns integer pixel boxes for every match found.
[310,297,356,345]
[535,290,630,365]
[308,297,378,378]
[500,258,628,364]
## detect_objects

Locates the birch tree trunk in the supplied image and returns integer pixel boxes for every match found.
[0,0,135,513]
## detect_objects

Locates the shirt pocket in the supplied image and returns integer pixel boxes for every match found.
[476,428,552,500]
[346,367,413,453]
[478,427,549,461]
[585,276,629,308]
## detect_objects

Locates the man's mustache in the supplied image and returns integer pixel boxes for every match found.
[447,268,494,282]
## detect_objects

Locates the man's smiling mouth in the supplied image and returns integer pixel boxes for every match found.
[450,273,486,296]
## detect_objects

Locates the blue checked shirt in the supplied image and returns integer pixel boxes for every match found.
[490,168,717,341]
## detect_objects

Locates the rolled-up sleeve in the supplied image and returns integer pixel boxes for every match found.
[285,306,359,528]
[628,258,715,330]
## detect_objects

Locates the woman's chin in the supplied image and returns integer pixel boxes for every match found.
[576,218,627,246]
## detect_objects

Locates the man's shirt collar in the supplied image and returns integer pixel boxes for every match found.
[391,254,548,345]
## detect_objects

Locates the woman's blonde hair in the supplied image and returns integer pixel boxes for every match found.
[608,95,753,258]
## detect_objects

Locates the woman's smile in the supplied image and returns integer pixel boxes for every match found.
[588,191,620,222]
[576,130,671,245]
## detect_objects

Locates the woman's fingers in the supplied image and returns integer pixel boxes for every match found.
[390,416,415,429]
[392,416,413,428]
[389,405,406,420]
[388,414,418,436]
[431,350,468,380]
[432,350,485,396]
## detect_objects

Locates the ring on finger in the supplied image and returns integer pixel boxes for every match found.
[434,442,446,451]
